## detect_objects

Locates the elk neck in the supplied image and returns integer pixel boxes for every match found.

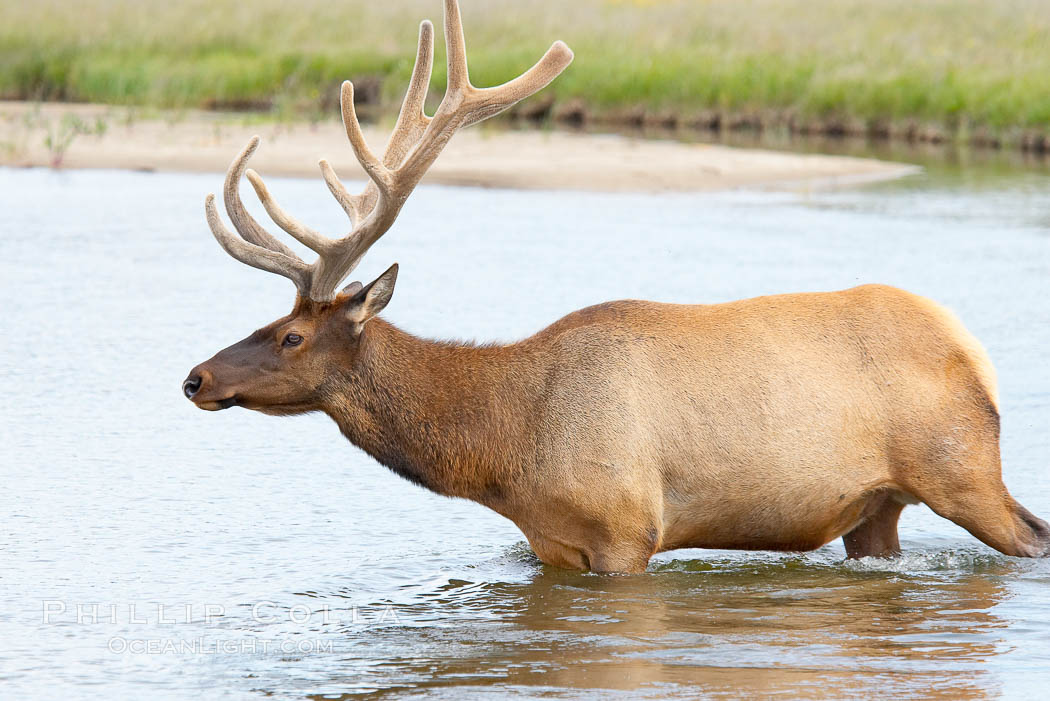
[321,317,544,505]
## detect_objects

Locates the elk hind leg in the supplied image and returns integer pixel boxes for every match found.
[910,456,1050,558]
[897,387,1050,557]
[929,490,1050,558]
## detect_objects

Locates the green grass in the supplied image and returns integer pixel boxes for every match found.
[3,0,1050,140]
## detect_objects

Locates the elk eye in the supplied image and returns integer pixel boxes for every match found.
[283,333,303,347]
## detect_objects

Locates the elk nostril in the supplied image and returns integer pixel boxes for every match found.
[183,376,202,399]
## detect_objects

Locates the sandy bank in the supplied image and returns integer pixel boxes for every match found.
[0,102,919,192]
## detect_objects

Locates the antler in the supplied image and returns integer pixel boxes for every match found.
[205,0,573,302]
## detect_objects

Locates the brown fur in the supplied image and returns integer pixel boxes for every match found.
[185,282,1050,572]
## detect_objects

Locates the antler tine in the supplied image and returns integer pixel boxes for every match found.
[204,195,311,292]
[320,19,435,228]
[244,169,332,255]
[463,40,574,127]
[319,159,363,226]
[222,137,300,259]
[443,0,470,92]
[387,19,436,167]
[339,81,394,197]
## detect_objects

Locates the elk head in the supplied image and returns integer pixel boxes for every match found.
[183,0,572,414]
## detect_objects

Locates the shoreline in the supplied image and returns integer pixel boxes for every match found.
[0,101,920,193]
[538,102,1050,154]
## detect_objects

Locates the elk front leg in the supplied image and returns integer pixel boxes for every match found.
[522,529,655,574]
[523,532,591,571]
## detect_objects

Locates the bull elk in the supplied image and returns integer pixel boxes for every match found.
[184,0,1049,573]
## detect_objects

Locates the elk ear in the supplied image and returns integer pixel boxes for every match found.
[341,280,363,296]
[346,263,398,324]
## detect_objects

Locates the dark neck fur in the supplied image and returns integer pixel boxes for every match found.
[321,318,543,504]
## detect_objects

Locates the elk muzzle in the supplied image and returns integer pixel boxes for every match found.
[182,366,237,410]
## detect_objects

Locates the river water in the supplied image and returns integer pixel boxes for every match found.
[1,160,1048,698]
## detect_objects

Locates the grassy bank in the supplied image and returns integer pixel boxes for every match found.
[3,0,1050,149]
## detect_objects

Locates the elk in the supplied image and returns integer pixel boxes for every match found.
[184,0,1049,573]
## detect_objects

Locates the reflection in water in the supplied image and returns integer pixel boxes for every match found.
[283,548,1017,698]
